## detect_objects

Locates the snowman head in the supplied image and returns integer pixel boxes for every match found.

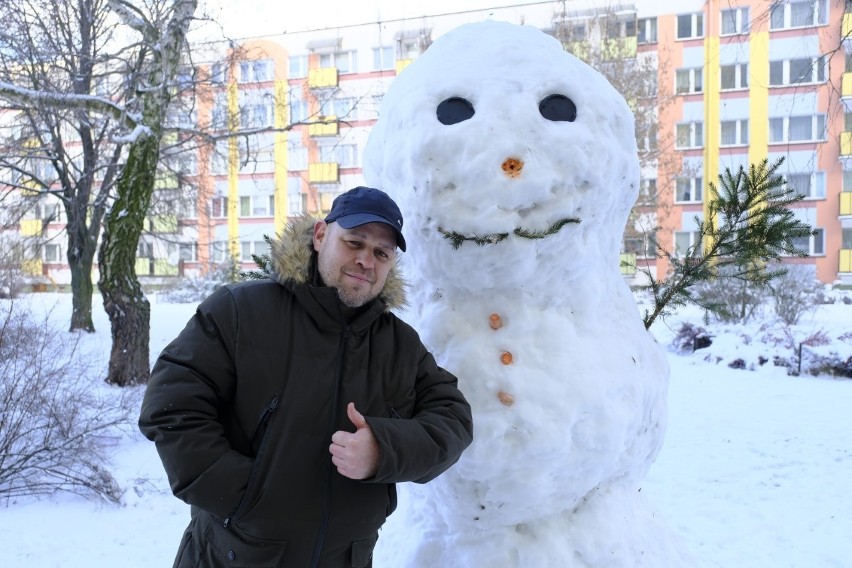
[364,20,639,292]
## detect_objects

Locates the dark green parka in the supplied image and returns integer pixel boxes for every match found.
[139,216,473,568]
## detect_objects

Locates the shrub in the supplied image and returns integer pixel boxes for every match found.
[0,302,133,503]
[692,265,768,324]
[767,265,824,325]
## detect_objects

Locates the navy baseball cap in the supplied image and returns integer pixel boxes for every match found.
[324,186,406,252]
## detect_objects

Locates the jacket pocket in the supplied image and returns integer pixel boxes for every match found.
[350,534,379,568]
[203,515,287,567]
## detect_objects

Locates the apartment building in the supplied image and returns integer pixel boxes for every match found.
[7,0,852,287]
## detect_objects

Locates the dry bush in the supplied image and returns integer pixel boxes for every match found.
[0,301,135,503]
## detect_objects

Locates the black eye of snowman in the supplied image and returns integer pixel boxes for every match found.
[539,94,577,122]
[436,97,475,125]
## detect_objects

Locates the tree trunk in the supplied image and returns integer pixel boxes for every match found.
[68,251,95,332]
[65,199,102,332]
[98,136,159,386]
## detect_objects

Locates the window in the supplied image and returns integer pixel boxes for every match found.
[137,241,154,258]
[791,228,824,255]
[565,22,587,41]
[624,230,656,258]
[373,46,394,71]
[209,242,229,262]
[676,67,703,94]
[786,171,825,199]
[674,231,701,256]
[332,97,357,119]
[844,171,852,191]
[241,240,269,261]
[289,55,308,79]
[239,195,274,217]
[720,63,749,90]
[44,243,61,263]
[210,140,230,175]
[720,119,749,146]
[211,94,229,130]
[721,7,750,35]
[240,100,274,129]
[842,228,852,249]
[676,121,704,149]
[770,57,827,86]
[175,67,194,89]
[769,115,826,143]
[639,177,657,203]
[770,0,828,30]
[211,197,228,218]
[288,141,308,170]
[677,13,704,39]
[637,17,657,43]
[239,59,272,83]
[675,176,703,203]
[179,242,198,262]
[289,98,308,123]
[638,125,658,153]
[319,51,357,74]
[318,143,359,167]
[210,62,227,84]
[289,181,305,215]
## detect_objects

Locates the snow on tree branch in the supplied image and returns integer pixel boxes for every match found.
[0,81,140,131]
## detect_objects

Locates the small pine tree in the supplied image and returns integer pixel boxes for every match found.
[640,157,815,329]
[242,234,276,280]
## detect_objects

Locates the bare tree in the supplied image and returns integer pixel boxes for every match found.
[550,5,677,270]
[0,0,126,331]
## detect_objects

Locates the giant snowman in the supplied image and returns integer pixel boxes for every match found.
[364,21,693,567]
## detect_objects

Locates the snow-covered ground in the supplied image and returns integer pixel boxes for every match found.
[0,292,850,567]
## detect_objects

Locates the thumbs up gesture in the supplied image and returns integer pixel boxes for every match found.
[330,402,380,480]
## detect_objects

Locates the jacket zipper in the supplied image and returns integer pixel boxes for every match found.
[310,325,349,568]
[223,393,280,528]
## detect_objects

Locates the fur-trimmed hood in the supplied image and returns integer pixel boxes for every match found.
[267,214,407,310]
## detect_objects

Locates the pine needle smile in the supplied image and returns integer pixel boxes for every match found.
[437,217,581,249]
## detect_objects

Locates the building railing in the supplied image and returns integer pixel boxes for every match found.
[840,249,852,273]
[308,67,338,88]
[841,192,852,217]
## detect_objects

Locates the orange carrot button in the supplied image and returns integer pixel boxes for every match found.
[497,390,515,406]
[500,351,513,365]
[489,313,503,330]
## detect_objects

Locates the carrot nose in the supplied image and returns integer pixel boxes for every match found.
[501,157,524,178]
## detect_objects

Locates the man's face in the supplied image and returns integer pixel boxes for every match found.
[313,220,397,308]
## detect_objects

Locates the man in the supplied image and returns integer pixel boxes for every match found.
[139,186,473,568]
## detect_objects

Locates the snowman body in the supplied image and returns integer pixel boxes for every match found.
[365,21,692,566]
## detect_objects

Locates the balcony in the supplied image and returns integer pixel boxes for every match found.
[19,218,43,237]
[308,67,338,88]
[308,162,339,183]
[308,116,339,137]
[842,192,852,217]
[146,215,178,233]
[619,252,637,276]
[136,258,179,276]
[395,59,413,74]
[844,14,852,52]
[843,73,852,111]
[840,133,852,169]
[840,249,852,273]
[22,259,43,276]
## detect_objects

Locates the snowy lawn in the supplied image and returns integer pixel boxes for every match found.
[0,293,850,567]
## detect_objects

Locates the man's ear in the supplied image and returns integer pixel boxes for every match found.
[313,221,328,252]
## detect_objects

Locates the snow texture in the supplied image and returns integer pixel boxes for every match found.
[364,20,692,566]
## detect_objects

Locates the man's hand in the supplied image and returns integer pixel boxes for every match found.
[330,402,380,480]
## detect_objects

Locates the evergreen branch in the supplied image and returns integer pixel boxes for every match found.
[640,157,815,329]
[438,217,581,249]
